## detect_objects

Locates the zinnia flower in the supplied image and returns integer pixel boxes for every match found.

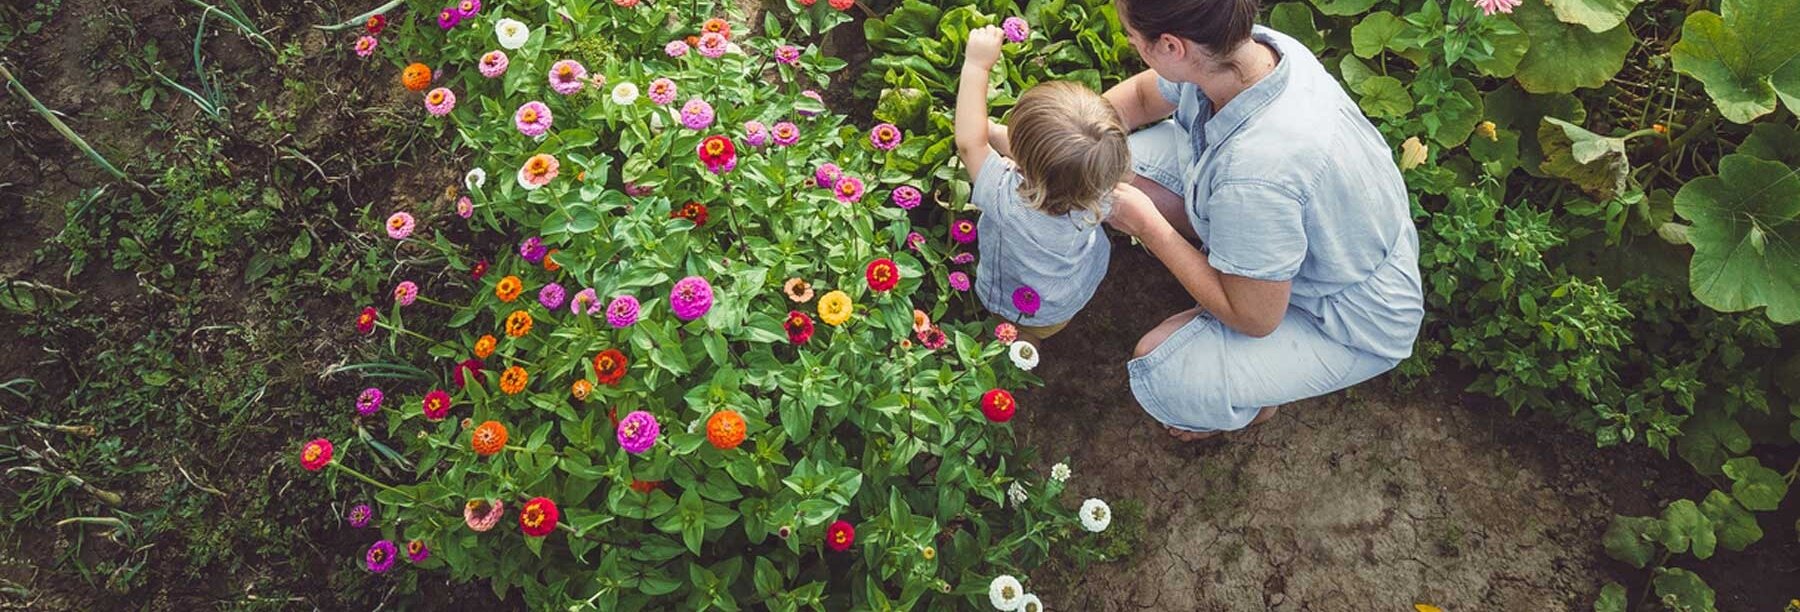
[464,499,504,531]
[784,310,815,344]
[471,420,507,456]
[891,185,922,209]
[1079,498,1112,532]
[951,218,977,243]
[1472,0,1522,15]
[571,288,601,315]
[479,50,509,77]
[616,410,660,454]
[401,63,431,92]
[948,271,971,292]
[465,167,487,191]
[951,252,975,264]
[365,14,387,34]
[1002,16,1029,43]
[424,87,455,116]
[571,379,592,401]
[1009,341,1039,371]
[495,18,529,49]
[474,334,497,358]
[697,32,728,58]
[548,59,587,95]
[669,276,714,320]
[356,387,384,416]
[607,295,640,328]
[995,323,1019,344]
[696,135,737,174]
[614,0,638,6]
[495,275,523,302]
[519,497,559,537]
[1008,481,1029,506]
[593,348,628,385]
[665,40,690,57]
[865,258,899,292]
[981,388,1016,422]
[356,306,378,335]
[471,259,489,280]
[702,17,730,38]
[354,36,378,57]
[774,45,800,65]
[784,278,814,302]
[498,366,527,395]
[679,98,715,130]
[670,201,709,226]
[611,81,639,105]
[457,196,473,218]
[918,325,947,350]
[366,540,398,573]
[869,123,902,151]
[833,175,865,203]
[385,212,415,239]
[405,539,430,563]
[647,78,678,105]
[1012,286,1041,316]
[817,290,852,326]
[422,389,452,421]
[798,89,824,116]
[907,232,926,251]
[504,310,533,338]
[827,0,854,10]
[989,576,1025,611]
[912,309,930,334]
[436,7,461,29]
[772,122,799,146]
[456,0,481,18]
[300,438,332,470]
[706,410,746,450]
[744,121,770,147]
[514,101,553,137]
[825,520,855,552]
[814,163,841,189]
[347,503,372,528]
[538,282,566,310]
[1050,462,1071,482]
[517,153,559,190]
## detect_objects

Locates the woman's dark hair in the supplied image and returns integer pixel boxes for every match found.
[1117,0,1259,58]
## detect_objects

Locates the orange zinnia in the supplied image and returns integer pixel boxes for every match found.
[471,421,507,456]
[401,63,432,92]
[571,379,592,401]
[702,18,730,38]
[499,366,528,395]
[706,410,746,450]
[474,334,497,358]
[543,249,561,272]
[505,310,533,338]
[495,275,523,302]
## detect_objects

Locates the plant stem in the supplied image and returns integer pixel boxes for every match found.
[181,0,276,52]
[0,65,149,193]
[314,0,407,31]
[330,460,410,499]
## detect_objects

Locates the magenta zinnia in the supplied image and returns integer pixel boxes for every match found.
[607,295,640,328]
[669,276,714,321]
[869,123,902,151]
[366,540,398,573]
[355,387,384,416]
[948,271,971,291]
[1012,285,1041,316]
[538,282,566,310]
[814,163,841,189]
[347,503,372,528]
[1002,17,1029,43]
[950,218,977,244]
[891,185,922,209]
[616,410,661,454]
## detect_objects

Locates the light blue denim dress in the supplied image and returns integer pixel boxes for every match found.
[1126,26,1424,432]
[971,155,1112,326]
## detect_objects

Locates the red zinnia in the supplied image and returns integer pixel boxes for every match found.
[593,349,628,386]
[299,438,333,471]
[828,0,855,10]
[471,259,489,281]
[980,389,1016,423]
[671,202,709,226]
[365,14,387,34]
[422,389,452,421]
[519,496,559,537]
[825,519,855,552]
[865,258,899,292]
[629,479,661,494]
[784,310,815,344]
[697,135,736,173]
[356,306,378,335]
[452,358,485,388]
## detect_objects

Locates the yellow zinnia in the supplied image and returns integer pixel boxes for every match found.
[818,290,852,326]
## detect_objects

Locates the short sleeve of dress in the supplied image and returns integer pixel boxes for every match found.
[970,155,1023,214]
[1155,75,1184,106]
[1204,180,1308,282]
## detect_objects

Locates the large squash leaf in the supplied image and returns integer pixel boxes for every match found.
[1670,0,1800,124]
[1673,154,1800,323]
[1549,0,1643,32]
[1538,117,1627,200]
[1737,122,1800,168]
[1511,0,1634,94]
[1269,3,1326,53]
[1484,83,1585,176]
[1651,568,1715,611]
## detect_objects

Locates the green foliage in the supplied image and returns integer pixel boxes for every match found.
[1672,154,1800,324]
[1669,0,1800,124]
[1510,0,1633,94]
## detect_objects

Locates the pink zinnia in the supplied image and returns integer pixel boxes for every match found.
[514,101,553,137]
[906,231,925,251]
[948,271,971,291]
[744,121,770,147]
[869,123,902,151]
[1002,17,1029,43]
[549,60,587,95]
[607,295,640,328]
[616,410,660,454]
[517,153,559,190]
[774,45,800,65]
[891,185,922,209]
[772,122,800,146]
[456,196,474,218]
[950,252,975,265]
[385,212,415,239]
[393,281,418,306]
[918,325,948,350]
[665,40,690,57]
[648,78,678,105]
[814,163,841,189]
[354,36,378,57]
[669,276,714,321]
[479,50,509,78]
[464,499,504,532]
[571,288,601,315]
[424,87,456,116]
[697,32,728,58]
[995,323,1019,344]
[833,175,865,203]
[679,98,715,130]
[1472,0,1521,14]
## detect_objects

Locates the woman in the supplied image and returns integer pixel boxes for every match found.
[1101,0,1424,440]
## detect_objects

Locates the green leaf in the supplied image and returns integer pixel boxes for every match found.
[1676,409,1752,474]
[1673,154,1800,323]
[1669,0,1800,123]
[1593,582,1626,612]
[1269,3,1325,53]
[1737,122,1800,168]
[1429,80,1485,148]
[1651,568,1715,611]
[1351,12,1406,59]
[1698,490,1763,552]
[1511,0,1633,94]
[1483,83,1586,175]
[1537,117,1628,200]
[1721,456,1789,511]
[1658,499,1717,559]
[874,87,930,133]
[1308,0,1380,17]
[1468,16,1530,78]
[1600,515,1660,568]
[1354,76,1414,118]
[1549,0,1643,32]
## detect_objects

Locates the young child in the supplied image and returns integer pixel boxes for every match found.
[955,25,1130,341]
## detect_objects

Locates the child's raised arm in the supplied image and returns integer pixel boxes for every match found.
[955,26,1005,185]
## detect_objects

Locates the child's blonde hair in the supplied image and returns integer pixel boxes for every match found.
[1007,81,1131,218]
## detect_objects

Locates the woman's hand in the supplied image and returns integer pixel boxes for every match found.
[965,26,1005,71]
[1107,182,1174,240]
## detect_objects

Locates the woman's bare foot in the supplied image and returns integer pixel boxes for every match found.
[1165,406,1282,442]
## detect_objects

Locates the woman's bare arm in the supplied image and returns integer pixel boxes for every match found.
[1108,184,1291,336]
[1103,70,1178,131]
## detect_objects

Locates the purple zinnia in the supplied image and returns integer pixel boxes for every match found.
[607,295,640,328]
[355,387,384,416]
[648,78,678,105]
[436,7,461,29]
[365,540,398,573]
[515,101,553,137]
[906,231,926,251]
[798,90,824,117]
[347,503,373,528]
[624,182,654,197]
[669,276,714,321]
[744,121,770,147]
[549,60,587,95]
[1002,17,1029,43]
[814,163,841,189]
[479,50,509,78]
[951,252,975,265]
[393,281,418,306]
[1012,285,1041,316]
[679,98,715,131]
[950,218,977,244]
[774,45,800,65]
[665,40,690,57]
[892,185,922,209]
[570,288,601,315]
[456,0,482,18]
[948,271,971,291]
[539,282,566,310]
[616,410,660,454]
[519,236,547,263]
[405,539,431,563]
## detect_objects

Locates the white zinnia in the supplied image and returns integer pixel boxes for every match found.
[1050,463,1070,483]
[1006,481,1028,507]
[465,168,486,191]
[495,18,530,50]
[1078,498,1112,533]
[987,575,1025,611]
[1016,594,1043,612]
[1008,341,1039,371]
[611,82,639,105]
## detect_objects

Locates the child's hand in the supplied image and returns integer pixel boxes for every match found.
[965,26,1004,71]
